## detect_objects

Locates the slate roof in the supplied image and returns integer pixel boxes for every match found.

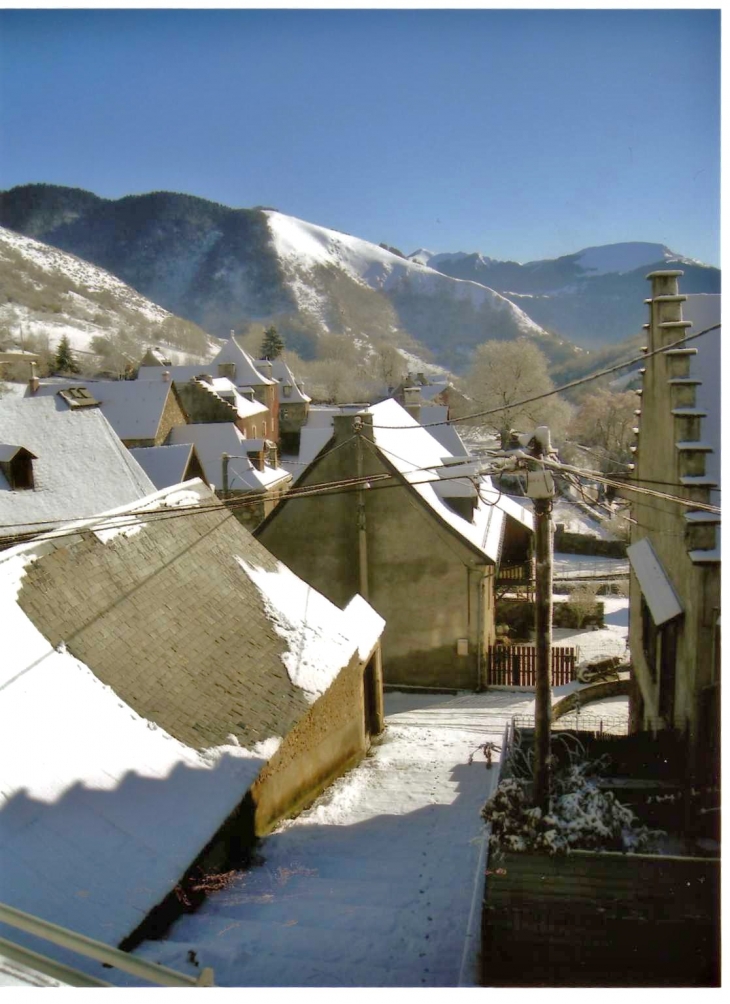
[128,443,202,489]
[0,397,155,541]
[28,379,180,442]
[0,480,382,960]
[420,405,469,456]
[168,423,290,492]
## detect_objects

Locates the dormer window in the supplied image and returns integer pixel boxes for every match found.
[283,384,293,398]
[0,445,37,490]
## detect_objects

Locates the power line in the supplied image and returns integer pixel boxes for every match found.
[371,323,720,430]
[543,457,720,514]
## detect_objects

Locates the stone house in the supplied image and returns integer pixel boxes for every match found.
[0,396,155,548]
[174,375,271,441]
[257,399,533,690]
[392,372,471,421]
[0,480,384,963]
[255,357,311,453]
[626,272,720,788]
[138,337,279,442]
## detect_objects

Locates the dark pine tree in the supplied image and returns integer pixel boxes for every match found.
[54,335,81,375]
[260,325,284,360]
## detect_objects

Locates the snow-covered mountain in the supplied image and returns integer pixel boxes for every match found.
[0,185,583,373]
[0,225,221,366]
[418,241,719,348]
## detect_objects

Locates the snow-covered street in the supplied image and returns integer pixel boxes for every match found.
[130,689,538,987]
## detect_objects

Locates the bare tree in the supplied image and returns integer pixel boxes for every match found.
[465,338,573,447]
[568,388,637,473]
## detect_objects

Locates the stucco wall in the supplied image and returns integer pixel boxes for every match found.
[257,429,494,689]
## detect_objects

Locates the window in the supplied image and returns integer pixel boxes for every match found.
[658,619,677,724]
[283,385,292,398]
[262,421,267,437]
[641,595,658,681]
[0,446,36,490]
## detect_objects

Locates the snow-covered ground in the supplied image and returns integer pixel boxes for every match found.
[552,594,629,665]
[553,552,629,579]
[126,689,537,988]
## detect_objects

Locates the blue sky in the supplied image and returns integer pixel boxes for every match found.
[0,8,720,265]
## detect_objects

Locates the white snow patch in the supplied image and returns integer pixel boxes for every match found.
[235,557,361,701]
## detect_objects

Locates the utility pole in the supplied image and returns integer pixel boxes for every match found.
[353,417,370,600]
[520,425,556,813]
[221,453,229,501]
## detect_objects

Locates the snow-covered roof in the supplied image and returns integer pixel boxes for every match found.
[168,423,290,492]
[137,364,219,384]
[627,537,683,625]
[212,338,275,386]
[256,358,311,403]
[0,397,155,540]
[29,379,177,442]
[128,443,200,490]
[368,399,533,561]
[203,377,268,419]
[0,479,383,957]
[237,560,384,699]
[420,405,469,456]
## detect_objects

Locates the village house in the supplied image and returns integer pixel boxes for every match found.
[257,398,533,690]
[626,272,721,794]
[391,371,471,422]
[138,336,280,441]
[174,375,271,440]
[0,480,384,972]
[166,422,291,528]
[255,356,311,453]
[24,375,289,527]
[0,396,155,549]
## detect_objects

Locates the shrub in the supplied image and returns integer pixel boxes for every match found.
[482,751,661,856]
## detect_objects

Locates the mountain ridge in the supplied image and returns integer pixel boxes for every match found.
[0,183,719,369]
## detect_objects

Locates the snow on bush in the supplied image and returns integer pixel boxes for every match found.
[482,754,660,856]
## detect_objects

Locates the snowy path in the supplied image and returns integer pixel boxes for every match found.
[131,690,537,987]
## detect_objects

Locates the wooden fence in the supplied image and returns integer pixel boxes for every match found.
[485,645,575,687]
[482,850,719,986]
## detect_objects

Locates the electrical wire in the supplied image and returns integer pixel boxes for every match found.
[541,456,720,514]
[371,323,720,430]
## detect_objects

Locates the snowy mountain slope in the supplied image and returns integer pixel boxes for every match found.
[0,226,221,364]
[425,241,719,348]
[265,209,550,338]
[0,185,583,373]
